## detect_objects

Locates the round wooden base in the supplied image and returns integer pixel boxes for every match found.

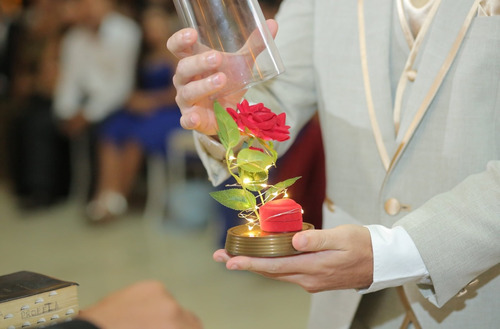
[225,223,314,257]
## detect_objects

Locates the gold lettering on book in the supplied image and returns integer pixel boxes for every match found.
[21,302,59,319]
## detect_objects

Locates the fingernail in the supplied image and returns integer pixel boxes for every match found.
[214,256,223,263]
[189,114,198,127]
[209,74,222,87]
[182,30,193,42]
[294,234,308,250]
[206,52,217,66]
[229,263,239,270]
[181,115,195,129]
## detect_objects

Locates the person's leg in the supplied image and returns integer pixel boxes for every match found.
[119,140,144,197]
[86,110,137,222]
[95,140,123,195]
[86,140,128,222]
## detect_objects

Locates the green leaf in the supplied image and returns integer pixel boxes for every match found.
[238,169,269,192]
[209,188,256,211]
[236,148,274,173]
[268,147,278,163]
[265,176,302,199]
[213,101,240,150]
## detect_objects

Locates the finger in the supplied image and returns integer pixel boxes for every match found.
[253,272,314,290]
[178,104,219,135]
[225,252,324,275]
[242,19,279,57]
[293,225,370,253]
[175,72,226,108]
[173,51,223,88]
[166,28,198,59]
[266,19,278,39]
[292,229,339,252]
[213,249,232,263]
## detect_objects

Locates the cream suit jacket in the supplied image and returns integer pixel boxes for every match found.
[196,0,500,327]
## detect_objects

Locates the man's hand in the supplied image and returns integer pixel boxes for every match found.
[78,281,203,329]
[214,225,374,292]
[166,20,279,136]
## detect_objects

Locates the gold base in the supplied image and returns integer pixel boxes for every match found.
[225,223,314,257]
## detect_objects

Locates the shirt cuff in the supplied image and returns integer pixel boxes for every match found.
[193,131,230,186]
[358,225,431,294]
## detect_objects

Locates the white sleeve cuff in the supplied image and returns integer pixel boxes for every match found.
[359,225,431,294]
[193,131,231,186]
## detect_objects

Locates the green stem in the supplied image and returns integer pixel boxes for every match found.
[225,148,260,221]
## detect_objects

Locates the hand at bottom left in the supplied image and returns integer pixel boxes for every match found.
[78,281,203,329]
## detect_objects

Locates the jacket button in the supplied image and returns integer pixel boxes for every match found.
[456,288,468,297]
[384,198,401,215]
[407,69,417,82]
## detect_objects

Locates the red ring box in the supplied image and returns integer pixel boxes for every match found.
[259,198,303,233]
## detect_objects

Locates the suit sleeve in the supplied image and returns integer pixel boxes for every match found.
[395,160,500,307]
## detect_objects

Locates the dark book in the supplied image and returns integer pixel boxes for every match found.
[0,271,79,329]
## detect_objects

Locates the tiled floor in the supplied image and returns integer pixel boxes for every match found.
[0,184,310,329]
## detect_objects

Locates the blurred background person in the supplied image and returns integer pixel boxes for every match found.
[4,0,72,209]
[54,0,141,206]
[87,5,182,222]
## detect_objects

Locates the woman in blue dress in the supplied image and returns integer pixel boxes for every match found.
[87,6,182,221]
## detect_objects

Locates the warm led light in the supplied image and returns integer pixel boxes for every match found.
[261,184,268,188]
[229,155,236,161]
[243,177,252,184]
[284,192,289,198]
[265,165,272,170]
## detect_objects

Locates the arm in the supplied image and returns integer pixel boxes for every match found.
[396,160,500,306]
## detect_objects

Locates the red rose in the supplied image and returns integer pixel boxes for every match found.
[227,100,290,141]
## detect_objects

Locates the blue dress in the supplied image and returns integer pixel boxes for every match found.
[100,61,182,156]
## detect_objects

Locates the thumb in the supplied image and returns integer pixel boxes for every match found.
[292,229,339,252]
[293,225,371,253]
[244,19,279,56]
[266,19,278,39]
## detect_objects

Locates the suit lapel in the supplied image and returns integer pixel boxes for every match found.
[357,0,396,170]
[388,0,480,174]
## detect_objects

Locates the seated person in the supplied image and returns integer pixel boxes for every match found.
[87,6,182,221]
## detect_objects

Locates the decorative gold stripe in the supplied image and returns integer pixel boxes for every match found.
[357,0,391,171]
[325,197,335,213]
[397,0,415,49]
[387,0,481,175]
[393,0,442,135]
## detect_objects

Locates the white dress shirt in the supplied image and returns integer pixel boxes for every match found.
[54,12,141,122]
